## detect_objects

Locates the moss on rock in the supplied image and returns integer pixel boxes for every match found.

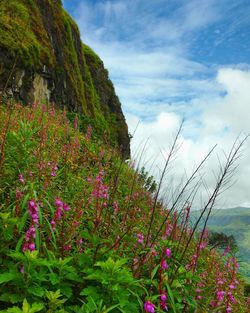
[0,0,130,158]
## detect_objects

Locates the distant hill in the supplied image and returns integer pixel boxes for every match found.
[191,207,250,281]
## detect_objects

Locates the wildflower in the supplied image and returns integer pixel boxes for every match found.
[137,233,144,244]
[160,293,167,302]
[64,245,71,251]
[216,290,225,302]
[18,173,25,184]
[209,300,217,308]
[144,300,155,313]
[165,248,171,258]
[63,203,71,211]
[161,260,169,270]
[50,219,56,230]
[55,199,63,207]
[20,264,24,274]
[29,243,35,251]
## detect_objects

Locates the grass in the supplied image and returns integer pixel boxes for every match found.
[0,101,249,312]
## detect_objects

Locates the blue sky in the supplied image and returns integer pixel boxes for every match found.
[62,0,250,208]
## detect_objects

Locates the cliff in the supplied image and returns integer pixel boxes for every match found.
[0,0,130,158]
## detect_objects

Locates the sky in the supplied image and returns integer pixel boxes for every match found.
[62,0,250,209]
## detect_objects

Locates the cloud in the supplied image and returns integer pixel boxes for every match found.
[63,0,250,209]
[127,68,250,209]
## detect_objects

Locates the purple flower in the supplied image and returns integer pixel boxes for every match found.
[165,248,171,258]
[19,173,25,184]
[63,203,71,211]
[161,260,169,270]
[160,294,167,302]
[144,300,155,313]
[29,243,35,251]
[216,290,225,302]
[137,233,144,244]
[55,199,63,207]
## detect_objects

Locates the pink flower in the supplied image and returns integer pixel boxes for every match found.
[51,219,56,230]
[18,173,25,184]
[144,300,155,313]
[165,248,171,258]
[55,199,63,207]
[51,171,56,177]
[63,203,71,211]
[160,294,167,301]
[216,290,225,302]
[161,260,169,270]
[29,243,35,251]
[137,233,144,244]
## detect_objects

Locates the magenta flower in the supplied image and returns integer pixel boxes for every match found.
[18,173,25,184]
[144,300,155,313]
[165,248,171,258]
[29,243,35,251]
[216,290,225,302]
[161,260,169,270]
[137,233,144,244]
[55,199,63,207]
[51,219,56,230]
[160,293,167,301]
[63,203,71,211]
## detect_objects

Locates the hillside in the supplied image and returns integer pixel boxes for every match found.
[0,0,130,158]
[0,103,248,312]
[191,207,250,280]
[0,1,249,312]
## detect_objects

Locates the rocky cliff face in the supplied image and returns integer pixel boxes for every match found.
[0,0,130,158]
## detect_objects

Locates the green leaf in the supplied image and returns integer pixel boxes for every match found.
[28,285,44,297]
[17,211,29,233]
[49,272,60,285]
[29,303,44,313]
[0,272,17,284]
[22,299,30,313]
[166,282,177,313]
[151,264,160,280]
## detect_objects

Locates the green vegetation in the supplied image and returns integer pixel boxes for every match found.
[0,102,248,312]
[0,0,129,157]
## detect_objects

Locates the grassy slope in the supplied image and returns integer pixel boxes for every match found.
[0,103,248,312]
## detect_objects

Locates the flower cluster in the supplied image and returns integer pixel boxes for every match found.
[50,198,71,230]
[22,200,39,252]
[90,170,109,200]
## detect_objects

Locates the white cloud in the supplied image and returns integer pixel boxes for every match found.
[65,0,250,209]
[127,68,250,209]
